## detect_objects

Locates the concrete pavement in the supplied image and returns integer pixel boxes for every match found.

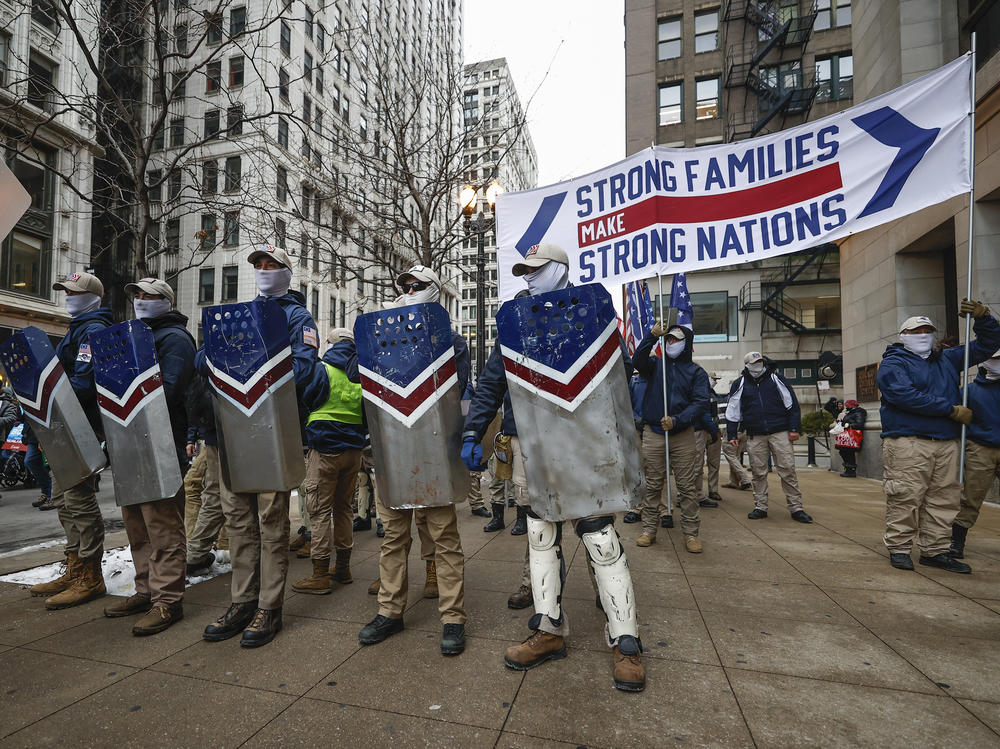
[1,469,999,747]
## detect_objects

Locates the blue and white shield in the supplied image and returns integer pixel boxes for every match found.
[0,326,106,488]
[90,321,184,507]
[354,302,465,508]
[496,284,643,521]
[202,299,305,493]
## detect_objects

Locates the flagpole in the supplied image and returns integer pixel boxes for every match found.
[657,274,673,518]
[960,35,977,484]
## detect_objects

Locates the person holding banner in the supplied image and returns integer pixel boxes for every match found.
[877,303,1000,573]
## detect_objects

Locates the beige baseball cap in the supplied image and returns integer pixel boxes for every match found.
[327,327,354,343]
[899,315,935,333]
[665,326,685,340]
[125,277,175,304]
[247,244,292,268]
[53,271,104,297]
[744,351,764,365]
[512,243,569,276]
[395,265,441,291]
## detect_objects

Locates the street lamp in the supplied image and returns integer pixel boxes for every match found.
[460,179,504,377]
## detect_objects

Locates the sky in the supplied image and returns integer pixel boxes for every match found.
[463,0,625,189]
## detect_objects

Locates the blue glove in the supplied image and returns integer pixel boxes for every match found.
[461,434,486,471]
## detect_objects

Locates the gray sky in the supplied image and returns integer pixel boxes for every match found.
[463,0,625,188]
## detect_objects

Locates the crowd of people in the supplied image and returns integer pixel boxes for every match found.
[7,240,999,694]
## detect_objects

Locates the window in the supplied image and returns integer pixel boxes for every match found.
[658,82,682,125]
[277,115,289,148]
[303,94,312,126]
[660,291,739,343]
[279,67,290,101]
[304,6,313,39]
[300,241,309,268]
[32,0,59,31]
[657,16,681,60]
[224,155,241,191]
[316,24,325,52]
[696,77,719,119]
[359,114,367,141]
[815,0,851,30]
[227,104,243,135]
[339,300,346,326]
[147,223,161,256]
[221,265,239,301]
[280,20,291,56]
[206,60,221,92]
[0,34,9,87]
[815,53,853,102]
[224,212,240,245]
[311,289,319,319]
[314,108,323,135]
[27,54,56,112]
[168,169,181,199]
[204,108,221,138]
[201,161,218,194]
[175,24,188,54]
[694,9,718,53]
[329,296,336,324]
[148,169,163,202]
[342,96,350,121]
[229,55,244,87]
[200,214,217,249]
[303,51,313,86]
[229,6,246,36]
[276,165,288,201]
[316,67,324,94]
[760,60,802,95]
[343,57,351,83]
[171,71,186,99]
[312,241,319,272]
[164,218,180,253]
[198,268,215,303]
[153,126,164,150]
[206,12,223,44]
[170,117,185,146]
[275,218,286,249]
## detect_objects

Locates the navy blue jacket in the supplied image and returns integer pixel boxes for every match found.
[968,370,1000,448]
[725,360,802,440]
[305,339,368,453]
[877,313,1000,440]
[633,327,710,436]
[185,371,217,447]
[451,330,471,398]
[145,311,196,456]
[629,373,647,429]
[56,306,114,436]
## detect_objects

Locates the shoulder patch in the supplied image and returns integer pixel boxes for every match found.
[76,343,92,363]
[302,326,318,349]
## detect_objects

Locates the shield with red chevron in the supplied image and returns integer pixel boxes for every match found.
[355,302,465,509]
[202,298,305,492]
[90,321,183,507]
[496,283,643,521]
[0,326,106,488]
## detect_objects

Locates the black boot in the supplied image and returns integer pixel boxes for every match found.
[240,608,283,648]
[203,600,258,642]
[950,524,968,559]
[353,515,372,531]
[510,505,528,536]
[484,503,505,533]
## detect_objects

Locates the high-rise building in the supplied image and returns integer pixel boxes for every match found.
[458,57,538,373]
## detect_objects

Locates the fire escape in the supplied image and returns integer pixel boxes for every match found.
[723,0,819,142]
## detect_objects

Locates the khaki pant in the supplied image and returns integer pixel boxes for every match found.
[722,434,751,486]
[748,432,803,513]
[882,436,960,556]
[187,445,227,561]
[375,498,465,624]
[466,471,485,510]
[303,448,361,560]
[123,488,186,605]
[221,481,291,610]
[956,441,1000,529]
[694,430,722,497]
[184,448,208,538]
[640,427,700,537]
[487,456,514,505]
[53,473,104,561]
[509,438,533,589]
[355,470,379,521]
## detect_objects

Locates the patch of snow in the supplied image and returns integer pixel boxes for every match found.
[428,705,442,711]
[0,539,65,559]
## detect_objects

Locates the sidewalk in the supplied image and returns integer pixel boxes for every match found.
[1,469,999,748]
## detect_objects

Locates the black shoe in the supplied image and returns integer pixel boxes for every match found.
[203,600,258,642]
[890,553,914,570]
[708,493,723,502]
[510,506,528,536]
[507,496,516,508]
[240,608,283,648]
[660,515,674,529]
[38,497,57,511]
[186,552,215,575]
[484,503,505,533]
[698,498,719,508]
[740,483,752,491]
[441,623,466,655]
[839,471,857,478]
[31,495,48,508]
[950,524,968,559]
[375,519,385,538]
[919,553,972,574]
[359,614,404,645]
[471,506,491,518]
[791,510,813,524]
[353,515,372,531]
[747,509,767,520]
[623,511,641,524]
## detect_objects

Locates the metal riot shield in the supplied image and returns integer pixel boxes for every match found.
[90,321,184,507]
[202,299,305,493]
[354,302,466,509]
[495,283,643,521]
[0,326,106,487]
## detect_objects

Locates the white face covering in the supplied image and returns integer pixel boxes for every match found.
[983,358,1000,380]
[665,339,685,359]
[899,333,935,359]
[65,293,102,318]
[746,361,766,377]
[523,261,569,296]
[255,267,292,297]
[133,298,172,319]
[399,283,440,306]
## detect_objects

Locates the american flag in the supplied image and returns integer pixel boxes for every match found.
[670,273,694,330]
[621,280,655,355]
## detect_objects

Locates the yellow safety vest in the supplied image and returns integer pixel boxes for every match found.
[306,363,363,425]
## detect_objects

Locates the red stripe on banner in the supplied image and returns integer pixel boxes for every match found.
[97,372,162,421]
[209,355,293,409]
[502,334,620,403]
[362,358,457,418]
[577,163,843,247]
[20,363,65,423]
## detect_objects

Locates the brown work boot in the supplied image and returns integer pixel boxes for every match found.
[296,540,312,559]
[288,526,307,552]
[368,577,381,595]
[423,560,438,599]
[504,630,567,670]
[45,555,106,610]
[612,638,646,692]
[292,558,333,595]
[684,535,703,554]
[636,533,655,547]
[104,592,152,618]
[30,552,80,597]
[331,549,353,584]
[507,584,533,610]
[132,602,184,636]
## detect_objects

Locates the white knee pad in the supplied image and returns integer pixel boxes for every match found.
[527,517,564,626]
[581,523,638,642]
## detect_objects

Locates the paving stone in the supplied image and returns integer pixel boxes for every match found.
[0,589,107,646]
[763,539,889,562]
[791,558,959,594]
[678,548,810,583]
[958,699,1000,735]
[887,633,1000,701]
[496,732,595,749]
[688,576,853,623]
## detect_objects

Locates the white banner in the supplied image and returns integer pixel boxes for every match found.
[495,54,972,301]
